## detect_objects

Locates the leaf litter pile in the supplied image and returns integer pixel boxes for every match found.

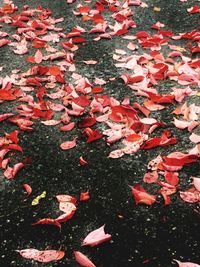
[0,0,200,266]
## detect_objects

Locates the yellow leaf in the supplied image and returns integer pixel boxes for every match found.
[154,6,161,12]
[31,191,46,206]
[197,92,200,96]
[175,46,187,52]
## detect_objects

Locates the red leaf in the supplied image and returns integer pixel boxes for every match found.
[109,105,138,122]
[0,39,10,47]
[5,130,19,143]
[141,132,177,149]
[130,184,157,205]
[91,87,103,94]
[78,117,96,128]
[74,251,96,267]
[84,128,103,143]
[55,211,76,223]
[126,134,142,142]
[16,249,65,263]
[79,156,88,166]
[164,172,179,186]
[22,183,32,196]
[48,66,62,76]
[187,6,200,14]
[162,153,198,167]
[72,37,86,43]
[80,191,90,201]
[78,6,91,14]
[32,39,47,48]
[0,89,16,100]
[32,218,61,230]
[82,225,111,247]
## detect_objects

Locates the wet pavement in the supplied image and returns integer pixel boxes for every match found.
[0,0,200,267]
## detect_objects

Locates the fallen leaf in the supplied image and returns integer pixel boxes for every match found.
[193,177,200,192]
[16,249,65,263]
[130,184,157,205]
[174,259,200,267]
[143,171,158,184]
[74,251,96,267]
[82,225,112,247]
[80,191,90,201]
[22,184,32,196]
[31,191,46,206]
[60,138,77,150]
[32,218,61,230]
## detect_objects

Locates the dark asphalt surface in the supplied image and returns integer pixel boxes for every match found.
[0,0,200,267]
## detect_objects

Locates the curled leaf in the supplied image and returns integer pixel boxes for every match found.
[82,225,111,247]
[31,191,46,206]
[174,259,200,267]
[32,218,61,230]
[22,184,32,196]
[130,184,157,205]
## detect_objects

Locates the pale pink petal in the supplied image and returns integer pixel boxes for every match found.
[140,118,157,124]
[193,177,200,192]
[174,259,200,267]
[82,225,112,247]
[34,50,43,64]
[108,149,124,159]
[74,251,96,267]
[173,118,190,129]
[83,60,97,65]
[59,202,77,214]
[41,120,61,126]
[189,133,200,144]
[60,138,77,150]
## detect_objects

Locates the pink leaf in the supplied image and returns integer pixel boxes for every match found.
[108,149,124,159]
[34,50,43,64]
[180,190,200,203]
[41,120,61,126]
[56,194,77,204]
[74,251,96,267]
[174,259,200,267]
[16,249,65,262]
[82,225,112,247]
[59,201,77,214]
[143,171,158,184]
[4,163,24,180]
[60,122,75,132]
[0,113,14,122]
[189,133,200,144]
[83,60,97,65]
[60,138,77,150]
[193,177,200,192]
